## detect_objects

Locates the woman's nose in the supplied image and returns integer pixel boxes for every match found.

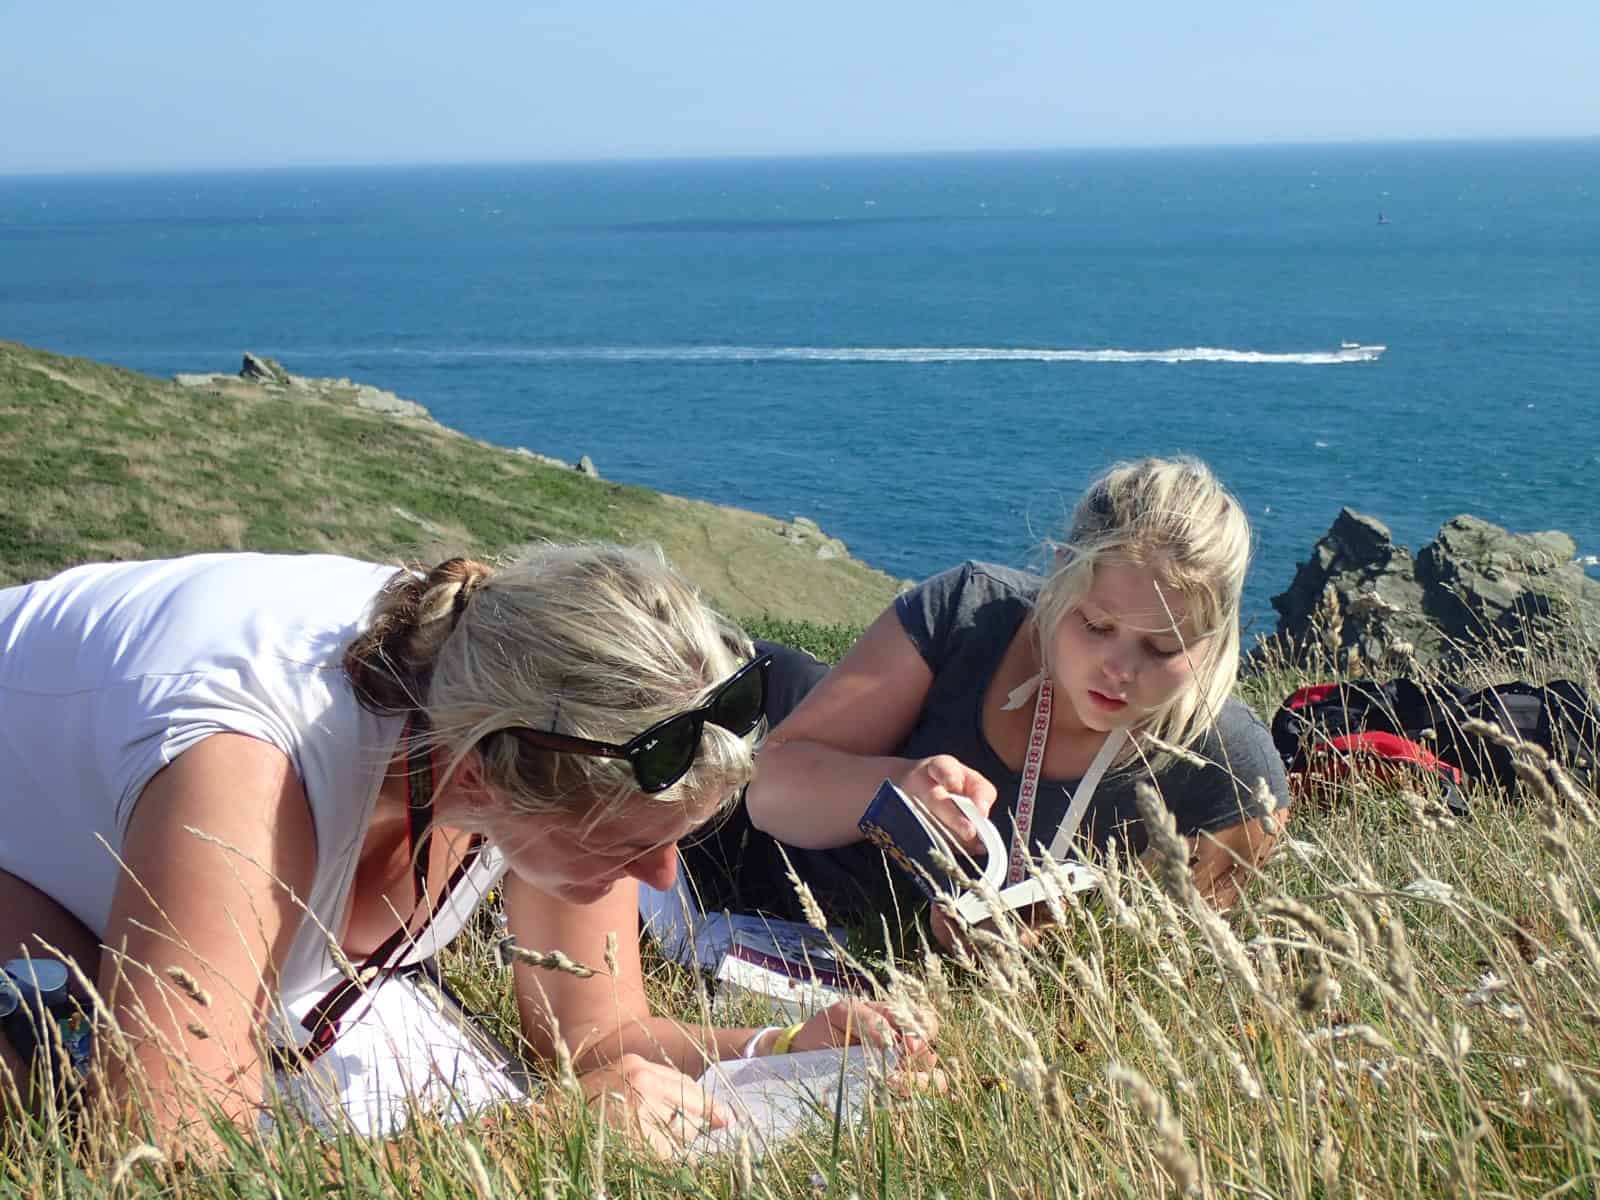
[625,843,680,891]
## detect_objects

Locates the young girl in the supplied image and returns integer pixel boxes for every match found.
[669,456,1289,944]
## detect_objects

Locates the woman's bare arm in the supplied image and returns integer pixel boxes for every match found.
[94,733,317,1146]
[1186,813,1284,910]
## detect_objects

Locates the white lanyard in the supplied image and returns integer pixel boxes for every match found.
[1004,677,1127,885]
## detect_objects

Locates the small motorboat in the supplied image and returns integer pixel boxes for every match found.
[1335,341,1386,361]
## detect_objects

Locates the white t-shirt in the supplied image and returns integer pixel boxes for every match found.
[0,552,506,1007]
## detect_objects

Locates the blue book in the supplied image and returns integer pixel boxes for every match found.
[858,780,1099,924]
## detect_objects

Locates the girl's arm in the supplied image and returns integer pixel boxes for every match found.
[744,608,998,850]
[1188,813,1284,909]
[94,733,318,1149]
[505,874,765,1074]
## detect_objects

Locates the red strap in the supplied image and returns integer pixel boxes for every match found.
[1005,678,1054,886]
[1287,683,1340,710]
[287,716,485,1070]
[1312,731,1464,785]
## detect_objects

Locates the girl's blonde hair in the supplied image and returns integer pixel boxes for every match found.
[343,543,756,831]
[1033,456,1251,752]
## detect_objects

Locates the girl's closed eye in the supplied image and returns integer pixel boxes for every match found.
[1144,640,1185,660]
[1079,612,1114,636]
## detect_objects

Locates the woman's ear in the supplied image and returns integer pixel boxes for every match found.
[443,750,498,814]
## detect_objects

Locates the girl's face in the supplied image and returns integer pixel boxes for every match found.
[480,794,719,905]
[1047,560,1211,735]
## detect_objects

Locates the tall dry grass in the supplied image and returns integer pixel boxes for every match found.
[3,630,1598,1199]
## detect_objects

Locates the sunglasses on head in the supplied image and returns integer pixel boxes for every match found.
[506,652,773,793]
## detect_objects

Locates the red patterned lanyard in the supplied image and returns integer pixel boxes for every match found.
[1005,679,1126,885]
[1006,677,1055,885]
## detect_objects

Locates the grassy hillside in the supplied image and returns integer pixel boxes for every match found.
[0,340,900,629]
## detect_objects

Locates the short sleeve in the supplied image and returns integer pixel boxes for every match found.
[893,563,981,672]
[1155,698,1290,835]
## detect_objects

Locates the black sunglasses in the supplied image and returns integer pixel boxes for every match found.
[506,653,773,793]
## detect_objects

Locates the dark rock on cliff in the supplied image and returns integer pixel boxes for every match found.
[1270,509,1600,670]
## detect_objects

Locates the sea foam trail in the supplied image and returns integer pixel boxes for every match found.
[363,345,1377,365]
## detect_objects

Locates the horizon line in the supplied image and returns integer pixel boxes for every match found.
[3,132,1596,181]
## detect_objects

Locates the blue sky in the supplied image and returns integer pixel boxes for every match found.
[3,0,1596,173]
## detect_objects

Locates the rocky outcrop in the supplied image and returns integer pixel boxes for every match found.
[176,354,609,475]
[1271,509,1600,670]
[774,515,849,561]
[240,351,291,386]
[175,352,432,419]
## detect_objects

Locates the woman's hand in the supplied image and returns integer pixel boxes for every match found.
[783,1000,944,1093]
[896,755,999,856]
[579,1054,735,1158]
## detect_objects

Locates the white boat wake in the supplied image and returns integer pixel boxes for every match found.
[360,343,1386,365]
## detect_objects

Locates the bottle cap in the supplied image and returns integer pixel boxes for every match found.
[3,958,70,1007]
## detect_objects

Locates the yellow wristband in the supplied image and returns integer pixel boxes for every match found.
[771,1022,806,1055]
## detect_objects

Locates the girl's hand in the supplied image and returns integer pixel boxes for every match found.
[784,1000,945,1093]
[579,1054,735,1158]
[896,755,998,856]
[930,898,1055,954]
[788,999,937,1061]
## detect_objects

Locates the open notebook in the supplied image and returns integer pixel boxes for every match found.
[690,1044,895,1157]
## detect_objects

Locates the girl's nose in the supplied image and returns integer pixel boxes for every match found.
[1103,644,1136,684]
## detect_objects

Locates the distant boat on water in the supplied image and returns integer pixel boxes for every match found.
[1377,211,1391,224]
[1335,341,1386,362]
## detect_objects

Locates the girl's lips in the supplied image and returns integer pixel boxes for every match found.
[1088,689,1128,710]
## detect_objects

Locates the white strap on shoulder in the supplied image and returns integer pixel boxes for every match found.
[1044,728,1127,863]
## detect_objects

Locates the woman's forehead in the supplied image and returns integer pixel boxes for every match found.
[581,796,717,850]
[1081,560,1200,633]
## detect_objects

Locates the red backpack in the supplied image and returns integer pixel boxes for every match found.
[1271,676,1599,814]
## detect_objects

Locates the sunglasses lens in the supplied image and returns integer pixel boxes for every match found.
[708,659,767,736]
[631,714,701,792]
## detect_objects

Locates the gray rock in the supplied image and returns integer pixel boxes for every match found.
[1270,509,1600,669]
[773,515,850,561]
[1270,509,1441,666]
[240,352,290,386]
[173,372,228,388]
[1418,516,1600,653]
[352,383,430,419]
[576,455,600,478]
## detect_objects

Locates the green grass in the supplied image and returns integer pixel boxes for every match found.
[4,633,1595,1198]
[0,340,900,628]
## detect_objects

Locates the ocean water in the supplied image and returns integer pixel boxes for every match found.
[2,141,1596,633]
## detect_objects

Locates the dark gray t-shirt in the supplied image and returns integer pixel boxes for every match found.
[893,561,1285,860]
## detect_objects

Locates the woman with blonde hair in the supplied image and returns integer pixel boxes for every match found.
[672,456,1288,946]
[0,544,915,1153]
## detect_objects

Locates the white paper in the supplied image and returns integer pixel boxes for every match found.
[690,1045,894,1157]
[265,972,528,1137]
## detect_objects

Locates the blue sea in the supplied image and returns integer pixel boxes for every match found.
[2,140,1596,633]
